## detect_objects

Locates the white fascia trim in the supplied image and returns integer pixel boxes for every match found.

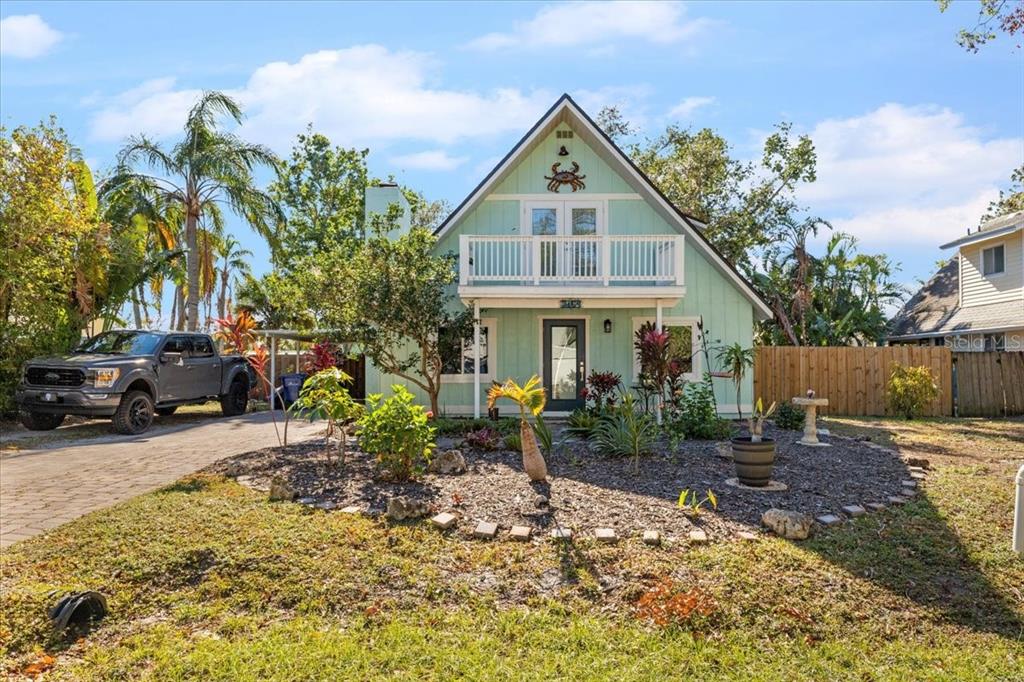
[485,193,641,201]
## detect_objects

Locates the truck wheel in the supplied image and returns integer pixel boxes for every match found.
[220,377,249,417]
[156,406,178,417]
[19,411,65,431]
[112,390,154,434]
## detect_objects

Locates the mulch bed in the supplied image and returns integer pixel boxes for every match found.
[207,423,916,541]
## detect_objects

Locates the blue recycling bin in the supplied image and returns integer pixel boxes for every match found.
[276,373,307,409]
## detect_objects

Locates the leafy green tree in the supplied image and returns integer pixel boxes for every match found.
[270,128,369,272]
[103,91,281,331]
[982,165,1024,221]
[235,271,316,331]
[937,0,1024,52]
[313,213,472,415]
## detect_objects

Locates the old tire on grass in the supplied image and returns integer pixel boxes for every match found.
[112,390,154,435]
[156,406,178,417]
[19,411,65,431]
[731,437,776,487]
[220,377,249,417]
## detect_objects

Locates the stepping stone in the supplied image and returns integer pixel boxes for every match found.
[642,530,662,546]
[315,501,337,511]
[594,528,618,544]
[910,471,927,480]
[551,528,573,540]
[865,502,887,512]
[907,466,926,474]
[340,505,362,514]
[737,531,758,541]
[474,521,498,540]
[688,529,708,544]
[887,496,907,506]
[430,512,457,530]
[509,525,532,541]
[901,480,918,489]
[842,505,866,518]
[297,497,316,505]
[816,514,842,527]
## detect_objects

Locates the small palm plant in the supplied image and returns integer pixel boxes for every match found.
[487,375,548,481]
[715,343,754,421]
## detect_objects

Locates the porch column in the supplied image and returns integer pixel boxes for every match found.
[269,335,276,408]
[655,300,663,425]
[473,300,481,419]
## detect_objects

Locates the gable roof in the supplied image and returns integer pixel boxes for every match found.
[434,93,773,320]
[940,210,1023,249]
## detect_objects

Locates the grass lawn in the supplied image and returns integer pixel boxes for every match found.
[2,417,1022,679]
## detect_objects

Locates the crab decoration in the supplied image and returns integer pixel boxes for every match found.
[544,161,586,192]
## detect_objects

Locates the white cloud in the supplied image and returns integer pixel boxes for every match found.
[0,14,63,58]
[465,1,710,51]
[88,46,553,149]
[667,96,715,120]
[389,149,468,171]
[801,104,1022,245]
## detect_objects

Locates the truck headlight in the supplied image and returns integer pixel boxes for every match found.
[94,368,120,388]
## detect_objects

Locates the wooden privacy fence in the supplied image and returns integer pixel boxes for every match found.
[953,352,1024,417]
[753,346,953,417]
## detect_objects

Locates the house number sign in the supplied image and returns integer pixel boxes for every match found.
[559,299,582,309]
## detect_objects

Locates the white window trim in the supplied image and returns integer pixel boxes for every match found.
[522,200,605,236]
[981,242,1006,278]
[441,316,497,383]
[631,316,702,383]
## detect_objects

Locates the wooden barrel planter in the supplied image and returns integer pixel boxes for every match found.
[731,437,776,487]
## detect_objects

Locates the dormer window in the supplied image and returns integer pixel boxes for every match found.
[982,244,1004,276]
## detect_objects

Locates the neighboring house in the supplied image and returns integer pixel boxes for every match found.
[364,94,773,416]
[888,210,1024,351]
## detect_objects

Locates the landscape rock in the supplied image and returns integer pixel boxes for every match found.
[866,502,887,512]
[737,531,759,541]
[429,449,467,475]
[761,508,814,540]
[551,527,572,540]
[642,530,662,546]
[386,496,429,521]
[534,494,549,508]
[816,514,842,527]
[903,456,931,469]
[268,477,296,502]
[688,529,708,544]
[594,528,618,543]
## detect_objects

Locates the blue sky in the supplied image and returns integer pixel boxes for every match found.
[2,0,1022,312]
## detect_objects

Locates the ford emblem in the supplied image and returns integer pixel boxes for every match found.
[45,372,60,381]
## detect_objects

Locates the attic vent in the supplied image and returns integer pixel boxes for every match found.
[556,130,574,139]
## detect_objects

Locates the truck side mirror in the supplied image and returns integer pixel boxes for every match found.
[160,352,183,365]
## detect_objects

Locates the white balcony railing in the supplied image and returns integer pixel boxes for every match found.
[459,234,684,286]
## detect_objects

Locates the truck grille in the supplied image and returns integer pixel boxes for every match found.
[26,367,85,387]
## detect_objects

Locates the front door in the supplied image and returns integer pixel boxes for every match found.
[543,319,586,411]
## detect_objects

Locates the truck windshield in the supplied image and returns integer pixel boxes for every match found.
[75,331,163,355]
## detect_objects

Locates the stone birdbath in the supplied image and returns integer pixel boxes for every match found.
[792,391,830,447]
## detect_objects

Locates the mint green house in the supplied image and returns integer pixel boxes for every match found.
[364,94,772,417]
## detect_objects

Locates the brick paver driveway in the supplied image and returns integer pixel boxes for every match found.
[0,412,322,547]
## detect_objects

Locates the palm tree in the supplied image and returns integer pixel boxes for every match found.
[487,376,548,481]
[102,91,281,331]
[715,342,754,421]
[215,235,252,320]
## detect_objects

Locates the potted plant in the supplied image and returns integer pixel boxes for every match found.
[487,375,548,481]
[731,398,777,486]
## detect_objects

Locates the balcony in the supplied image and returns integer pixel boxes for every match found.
[459,235,684,288]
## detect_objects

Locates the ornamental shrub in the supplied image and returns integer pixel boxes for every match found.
[358,385,436,481]
[886,364,939,420]
[665,376,733,441]
[773,402,805,430]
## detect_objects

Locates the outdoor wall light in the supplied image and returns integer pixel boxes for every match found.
[604,319,612,334]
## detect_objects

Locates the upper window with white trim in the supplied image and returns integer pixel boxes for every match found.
[982,244,1005,276]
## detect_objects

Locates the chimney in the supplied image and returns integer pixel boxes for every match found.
[364,182,411,240]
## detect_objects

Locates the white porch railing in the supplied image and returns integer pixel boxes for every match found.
[459,235,684,286]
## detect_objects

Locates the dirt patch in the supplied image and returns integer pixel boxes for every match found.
[208,423,915,541]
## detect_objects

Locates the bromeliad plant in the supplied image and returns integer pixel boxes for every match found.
[747,398,777,443]
[288,368,363,467]
[487,375,548,481]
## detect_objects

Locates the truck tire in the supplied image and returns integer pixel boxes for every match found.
[156,406,178,416]
[220,376,249,417]
[19,411,65,431]
[112,390,154,434]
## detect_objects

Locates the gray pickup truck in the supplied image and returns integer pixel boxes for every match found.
[15,330,253,435]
